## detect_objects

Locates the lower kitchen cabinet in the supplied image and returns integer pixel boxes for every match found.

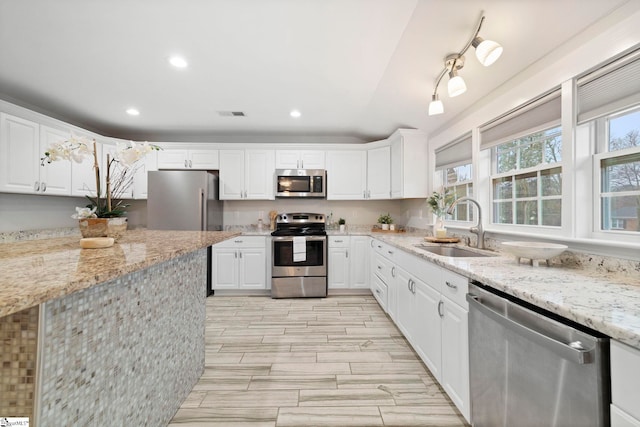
[611,340,640,426]
[328,236,370,289]
[212,236,266,290]
[370,239,471,422]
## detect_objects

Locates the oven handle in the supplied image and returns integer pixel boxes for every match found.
[272,236,327,241]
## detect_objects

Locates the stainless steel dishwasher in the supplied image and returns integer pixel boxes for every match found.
[467,282,610,427]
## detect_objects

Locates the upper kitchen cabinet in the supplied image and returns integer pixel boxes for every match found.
[326,150,367,200]
[390,129,428,199]
[0,113,71,196]
[367,145,391,199]
[157,148,219,170]
[275,150,325,169]
[219,149,275,200]
[70,133,102,198]
[102,140,158,199]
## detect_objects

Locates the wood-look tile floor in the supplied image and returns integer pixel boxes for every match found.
[168,295,469,427]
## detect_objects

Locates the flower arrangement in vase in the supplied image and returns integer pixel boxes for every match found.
[426,189,454,237]
[42,134,160,239]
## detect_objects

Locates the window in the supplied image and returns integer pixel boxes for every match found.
[480,90,562,228]
[443,163,473,221]
[491,126,562,226]
[598,108,640,233]
[434,133,473,222]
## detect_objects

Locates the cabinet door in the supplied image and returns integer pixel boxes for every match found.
[326,150,367,200]
[350,236,370,288]
[275,150,300,169]
[219,150,245,199]
[39,126,72,195]
[300,150,325,169]
[0,113,40,193]
[441,297,470,421]
[245,149,275,199]
[390,135,403,198]
[71,137,100,197]
[410,276,442,381]
[190,150,219,169]
[133,151,157,199]
[157,149,189,169]
[102,143,134,198]
[239,247,266,289]
[367,145,390,199]
[395,268,414,340]
[212,248,239,289]
[328,246,349,288]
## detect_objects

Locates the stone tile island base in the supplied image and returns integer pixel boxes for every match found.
[0,248,207,425]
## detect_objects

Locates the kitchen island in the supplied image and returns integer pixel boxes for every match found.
[0,229,239,425]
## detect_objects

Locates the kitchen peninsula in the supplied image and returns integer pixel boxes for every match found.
[0,229,239,425]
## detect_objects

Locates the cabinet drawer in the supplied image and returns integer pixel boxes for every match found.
[215,236,265,248]
[611,340,640,421]
[441,269,469,309]
[374,253,394,284]
[372,274,387,311]
[329,236,350,248]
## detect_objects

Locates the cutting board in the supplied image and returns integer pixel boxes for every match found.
[424,236,460,243]
[80,237,115,248]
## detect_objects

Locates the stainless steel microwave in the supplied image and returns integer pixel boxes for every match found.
[275,169,326,198]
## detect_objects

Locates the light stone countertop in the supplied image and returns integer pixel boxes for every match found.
[370,234,640,350]
[0,229,240,317]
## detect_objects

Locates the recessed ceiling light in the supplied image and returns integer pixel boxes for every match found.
[290,110,301,118]
[126,108,140,116]
[169,56,188,68]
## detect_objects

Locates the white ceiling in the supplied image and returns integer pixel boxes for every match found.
[0,0,634,143]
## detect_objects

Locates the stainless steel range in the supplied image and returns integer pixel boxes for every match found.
[271,213,327,298]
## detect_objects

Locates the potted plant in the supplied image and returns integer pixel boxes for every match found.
[338,218,346,233]
[377,213,393,230]
[42,134,159,240]
[426,189,454,237]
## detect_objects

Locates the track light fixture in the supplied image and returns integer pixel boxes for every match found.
[428,14,502,116]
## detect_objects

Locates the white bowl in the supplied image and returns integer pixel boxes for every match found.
[501,241,567,261]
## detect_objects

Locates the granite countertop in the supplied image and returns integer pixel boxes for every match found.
[0,229,240,317]
[371,234,640,349]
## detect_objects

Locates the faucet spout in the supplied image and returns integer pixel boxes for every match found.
[447,197,485,249]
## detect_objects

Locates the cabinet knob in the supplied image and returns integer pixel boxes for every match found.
[445,281,458,290]
[388,250,393,255]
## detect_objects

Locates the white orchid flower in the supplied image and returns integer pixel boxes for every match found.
[71,206,97,219]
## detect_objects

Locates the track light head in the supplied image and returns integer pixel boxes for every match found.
[472,36,503,66]
[428,94,444,115]
[447,69,467,98]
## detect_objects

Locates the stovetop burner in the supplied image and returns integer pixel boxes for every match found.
[271,212,326,237]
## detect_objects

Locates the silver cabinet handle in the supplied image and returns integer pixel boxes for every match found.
[239,251,242,258]
[34,181,40,191]
[346,250,349,258]
[234,251,237,258]
[407,279,411,292]
[388,250,393,255]
[375,289,381,295]
[377,265,383,270]
[189,160,193,168]
[391,266,395,278]
[377,245,382,249]
[367,190,371,198]
[234,240,243,243]
[445,281,457,290]
[334,239,343,243]
[41,182,46,192]
[184,159,188,168]
[363,190,366,199]
[438,300,444,317]
[370,240,374,248]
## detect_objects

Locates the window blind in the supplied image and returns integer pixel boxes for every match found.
[577,48,640,123]
[479,90,561,150]
[435,133,472,169]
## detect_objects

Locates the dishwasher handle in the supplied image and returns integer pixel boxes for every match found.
[467,293,593,365]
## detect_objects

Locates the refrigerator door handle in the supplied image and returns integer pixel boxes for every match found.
[199,188,206,230]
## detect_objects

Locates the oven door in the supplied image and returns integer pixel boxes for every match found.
[272,236,327,277]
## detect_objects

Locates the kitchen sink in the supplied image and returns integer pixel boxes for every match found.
[414,244,497,258]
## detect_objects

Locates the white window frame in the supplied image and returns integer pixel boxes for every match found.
[439,162,474,224]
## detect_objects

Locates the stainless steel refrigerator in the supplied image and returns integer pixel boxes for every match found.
[147,170,223,296]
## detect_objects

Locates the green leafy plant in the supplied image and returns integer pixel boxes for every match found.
[426,189,455,218]
[377,213,393,224]
[338,218,346,225]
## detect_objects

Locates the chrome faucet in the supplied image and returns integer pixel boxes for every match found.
[447,197,485,249]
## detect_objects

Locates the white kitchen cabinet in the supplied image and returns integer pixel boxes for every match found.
[101,142,158,199]
[212,236,267,290]
[70,133,102,198]
[326,150,367,200]
[328,237,350,289]
[329,235,370,289]
[366,145,391,199]
[611,340,640,426]
[275,150,325,169]
[132,150,157,199]
[390,129,428,199]
[157,148,219,169]
[219,149,275,200]
[0,114,72,196]
[440,295,470,418]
